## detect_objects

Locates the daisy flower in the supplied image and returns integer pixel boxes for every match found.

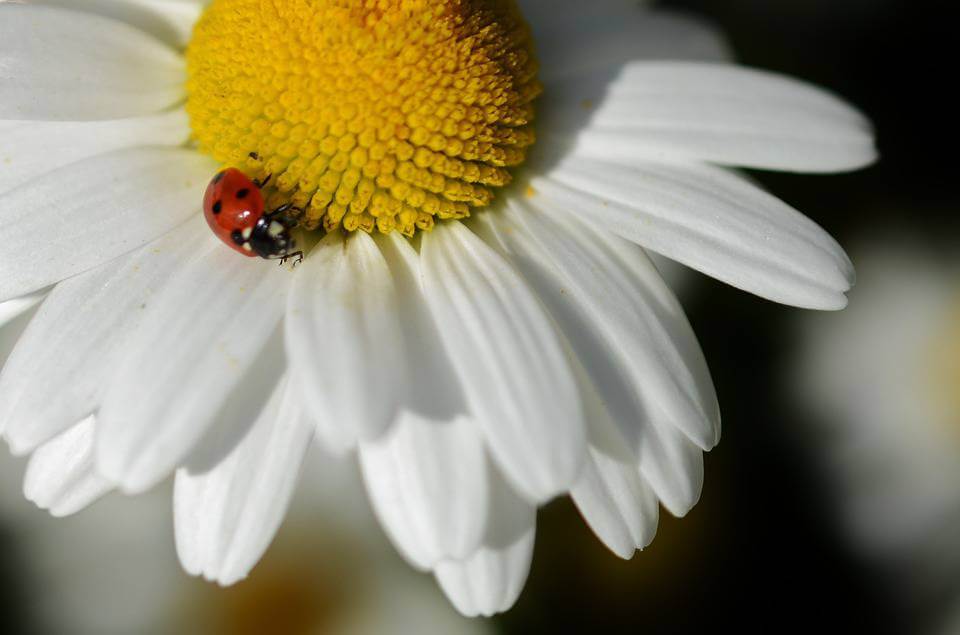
[794,239,960,633]
[0,0,875,616]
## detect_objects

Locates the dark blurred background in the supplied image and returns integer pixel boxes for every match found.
[502,1,958,634]
[3,1,958,634]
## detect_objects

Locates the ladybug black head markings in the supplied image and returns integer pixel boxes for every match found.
[202,167,303,266]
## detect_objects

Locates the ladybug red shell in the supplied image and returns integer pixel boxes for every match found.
[202,167,302,263]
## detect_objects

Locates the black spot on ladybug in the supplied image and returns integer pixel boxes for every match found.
[235,188,251,200]
[213,171,226,184]
[212,200,223,214]
[231,230,244,245]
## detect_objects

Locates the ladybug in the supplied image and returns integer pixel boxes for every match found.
[202,167,303,265]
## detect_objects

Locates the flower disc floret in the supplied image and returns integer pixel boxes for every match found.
[186,0,540,236]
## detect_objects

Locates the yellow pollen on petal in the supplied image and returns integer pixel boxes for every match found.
[185,0,540,236]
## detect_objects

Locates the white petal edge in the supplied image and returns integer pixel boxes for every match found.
[285,231,408,442]
[174,376,313,586]
[564,61,876,173]
[522,4,731,83]
[0,217,207,453]
[0,147,218,302]
[535,158,855,310]
[420,221,586,503]
[31,0,203,49]
[0,4,185,120]
[477,203,720,451]
[0,110,190,196]
[360,413,489,570]
[96,237,289,493]
[0,291,44,332]
[434,466,536,618]
[23,416,113,517]
[569,363,659,558]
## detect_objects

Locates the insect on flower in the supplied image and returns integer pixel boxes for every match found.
[202,160,303,265]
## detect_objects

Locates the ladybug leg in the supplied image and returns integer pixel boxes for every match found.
[278,251,304,267]
[252,173,272,189]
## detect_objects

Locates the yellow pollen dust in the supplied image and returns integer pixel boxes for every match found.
[186,0,540,236]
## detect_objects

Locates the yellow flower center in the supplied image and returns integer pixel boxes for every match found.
[185,0,540,236]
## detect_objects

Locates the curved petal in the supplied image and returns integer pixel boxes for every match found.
[572,445,659,559]
[0,147,217,302]
[32,0,203,49]
[96,238,289,493]
[174,376,312,586]
[0,111,189,196]
[0,217,207,454]
[0,4,185,120]
[23,416,113,518]
[477,204,720,451]
[359,414,489,570]
[535,158,855,310]
[569,370,659,558]
[0,291,44,331]
[566,62,876,173]
[637,422,704,518]
[285,231,407,442]
[420,221,586,503]
[374,232,467,421]
[434,466,536,618]
[522,4,731,83]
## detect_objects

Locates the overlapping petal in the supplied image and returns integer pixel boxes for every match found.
[360,414,489,569]
[421,221,587,503]
[535,158,855,309]
[0,218,206,453]
[434,467,536,617]
[96,236,289,493]
[0,4,185,120]
[564,62,877,173]
[0,147,216,302]
[0,111,190,195]
[174,377,312,586]
[286,232,408,443]
[31,0,204,49]
[23,416,113,518]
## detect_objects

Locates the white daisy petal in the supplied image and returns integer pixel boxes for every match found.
[528,7,731,83]
[180,324,287,474]
[0,4,185,120]
[360,413,489,570]
[572,443,659,559]
[567,62,876,173]
[0,110,189,196]
[478,203,720,451]
[569,372,659,558]
[637,423,704,518]
[31,0,204,49]
[286,231,407,442]
[297,373,357,455]
[0,147,217,302]
[23,416,113,518]
[96,239,289,493]
[174,376,312,586]
[434,467,536,618]
[375,232,467,420]
[537,158,855,310]
[421,221,586,503]
[0,291,44,331]
[0,218,206,453]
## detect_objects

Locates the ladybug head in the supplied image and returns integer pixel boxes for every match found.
[235,216,297,259]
